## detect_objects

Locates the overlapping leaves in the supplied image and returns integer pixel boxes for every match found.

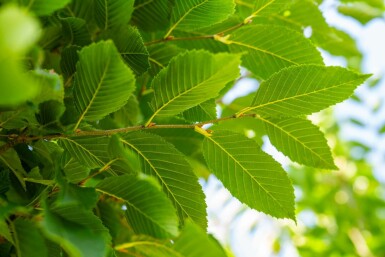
[120,131,207,228]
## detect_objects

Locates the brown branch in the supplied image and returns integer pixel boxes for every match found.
[0,114,256,154]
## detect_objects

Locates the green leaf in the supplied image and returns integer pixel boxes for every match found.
[120,131,207,228]
[240,65,370,117]
[73,40,136,129]
[0,147,28,190]
[260,117,337,169]
[104,25,149,75]
[60,46,80,80]
[236,0,293,19]
[223,25,323,79]
[147,44,186,76]
[173,220,227,257]
[61,17,91,46]
[147,50,241,124]
[338,2,383,25]
[58,136,110,169]
[94,0,135,30]
[131,0,171,31]
[41,205,111,257]
[113,95,143,127]
[11,219,48,257]
[181,99,217,122]
[0,5,41,105]
[60,152,90,183]
[97,175,179,239]
[18,0,71,16]
[202,130,295,219]
[165,0,235,37]
[0,108,38,129]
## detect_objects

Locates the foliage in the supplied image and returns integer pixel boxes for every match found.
[0,0,375,256]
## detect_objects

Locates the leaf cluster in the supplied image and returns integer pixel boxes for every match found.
[0,0,371,256]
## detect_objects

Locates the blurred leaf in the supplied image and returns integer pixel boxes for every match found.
[172,220,227,257]
[18,0,71,16]
[338,2,383,24]
[0,147,28,190]
[0,5,41,106]
[11,218,48,257]
[41,205,111,257]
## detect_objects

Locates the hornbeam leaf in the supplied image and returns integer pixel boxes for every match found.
[12,219,48,257]
[94,0,135,30]
[148,50,241,124]
[104,25,149,75]
[131,0,171,31]
[120,131,207,229]
[73,41,135,128]
[58,137,110,169]
[203,130,295,219]
[61,17,91,47]
[96,175,179,239]
[165,0,235,37]
[224,25,323,79]
[260,116,337,169]
[182,99,217,122]
[240,65,370,117]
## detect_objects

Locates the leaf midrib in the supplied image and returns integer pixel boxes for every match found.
[206,135,288,214]
[165,0,209,37]
[74,55,111,130]
[149,57,235,122]
[120,139,191,220]
[248,77,363,112]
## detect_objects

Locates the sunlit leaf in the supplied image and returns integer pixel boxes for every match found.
[223,25,323,79]
[148,50,241,124]
[240,65,370,117]
[203,130,295,219]
[261,116,337,169]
